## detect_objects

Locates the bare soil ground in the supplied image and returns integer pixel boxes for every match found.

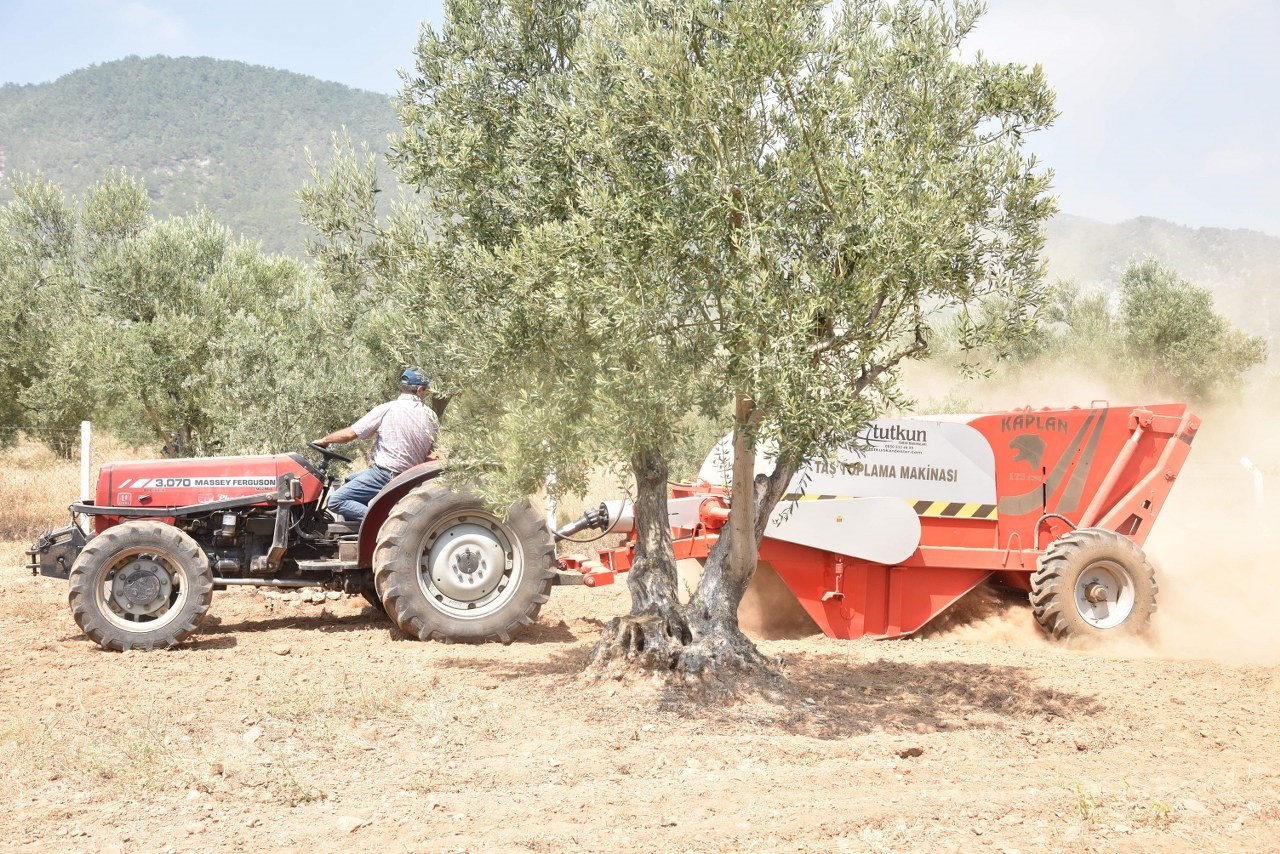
[4,530,1279,853]
[3,424,1279,853]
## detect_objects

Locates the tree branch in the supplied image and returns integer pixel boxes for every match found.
[853,327,929,394]
[779,75,836,218]
[140,396,171,447]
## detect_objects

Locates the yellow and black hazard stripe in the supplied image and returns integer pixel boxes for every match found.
[780,493,997,520]
[909,499,997,519]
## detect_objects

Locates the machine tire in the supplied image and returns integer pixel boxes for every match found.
[68,521,214,651]
[373,481,555,643]
[1030,528,1157,639]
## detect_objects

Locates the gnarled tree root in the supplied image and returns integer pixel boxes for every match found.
[585,611,685,681]
[674,624,778,695]
[585,612,779,697]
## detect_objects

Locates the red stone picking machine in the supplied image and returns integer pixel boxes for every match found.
[28,402,1197,649]
[569,402,1199,641]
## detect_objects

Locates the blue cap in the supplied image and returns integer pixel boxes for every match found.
[400,367,429,390]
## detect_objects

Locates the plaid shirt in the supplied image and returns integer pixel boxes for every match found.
[350,394,439,474]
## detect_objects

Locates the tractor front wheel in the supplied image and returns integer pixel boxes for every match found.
[1030,528,1157,639]
[68,521,214,651]
[373,482,555,643]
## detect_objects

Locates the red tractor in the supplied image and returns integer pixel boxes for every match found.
[27,443,557,651]
[29,401,1198,651]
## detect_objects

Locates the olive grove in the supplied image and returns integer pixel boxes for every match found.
[0,172,385,457]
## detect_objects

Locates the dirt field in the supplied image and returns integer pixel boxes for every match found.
[4,516,1279,853]
[3,415,1279,853]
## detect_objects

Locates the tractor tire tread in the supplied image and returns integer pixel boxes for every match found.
[67,521,213,652]
[373,481,554,644]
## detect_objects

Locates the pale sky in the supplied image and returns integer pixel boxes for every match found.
[2,0,1278,236]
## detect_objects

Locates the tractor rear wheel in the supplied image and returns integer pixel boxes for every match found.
[68,521,214,651]
[1030,528,1157,639]
[373,481,555,643]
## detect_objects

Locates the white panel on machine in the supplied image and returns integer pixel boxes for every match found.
[767,496,921,564]
[697,418,997,506]
[660,494,922,564]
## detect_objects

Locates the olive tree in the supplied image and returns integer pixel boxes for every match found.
[562,0,1054,680]
[84,209,387,455]
[312,0,1056,685]
[0,173,147,453]
[3,172,381,457]
[1118,259,1266,401]
[991,260,1266,403]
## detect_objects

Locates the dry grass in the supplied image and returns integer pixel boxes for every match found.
[0,694,191,794]
[0,433,154,541]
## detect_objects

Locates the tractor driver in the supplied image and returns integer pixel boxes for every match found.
[313,367,440,524]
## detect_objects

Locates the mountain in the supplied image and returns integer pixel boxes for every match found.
[3,57,1277,337]
[0,55,399,255]
[1044,214,1280,341]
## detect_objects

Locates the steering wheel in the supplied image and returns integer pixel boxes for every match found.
[308,441,353,464]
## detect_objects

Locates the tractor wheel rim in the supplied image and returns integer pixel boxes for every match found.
[1073,559,1136,629]
[417,513,522,620]
[97,548,187,632]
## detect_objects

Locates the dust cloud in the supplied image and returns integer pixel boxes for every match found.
[736,562,821,640]
[920,582,1051,648]
[904,361,1280,665]
[675,559,822,641]
[1142,429,1280,666]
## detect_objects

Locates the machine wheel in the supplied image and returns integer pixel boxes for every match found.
[1030,528,1158,639]
[67,521,214,651]
[373,481,555,643]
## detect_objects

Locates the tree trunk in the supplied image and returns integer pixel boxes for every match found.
[584,413,802,693]
[677,526,769,686]
[585,446,690,679]
[676,396,787,687]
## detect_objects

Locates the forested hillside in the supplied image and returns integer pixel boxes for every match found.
[0,56,398,254]
[1045,214,1280,341]
[3,55,1279,338]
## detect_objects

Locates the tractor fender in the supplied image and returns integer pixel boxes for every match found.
[356,461,447,567]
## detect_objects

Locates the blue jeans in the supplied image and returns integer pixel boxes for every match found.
[328,465,396,524]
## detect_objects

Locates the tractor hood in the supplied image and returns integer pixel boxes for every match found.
[95,453,324,513]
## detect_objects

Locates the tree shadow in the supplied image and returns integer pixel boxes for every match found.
[186,632,238,650]
[449,641,1104,739]
[53,630,241,651]
[377,618,589,677]
[371,615,583,648]
[648,653,1107,740]
[51,610,583,656]
[518,619,582,646]
[460,646,595,678]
